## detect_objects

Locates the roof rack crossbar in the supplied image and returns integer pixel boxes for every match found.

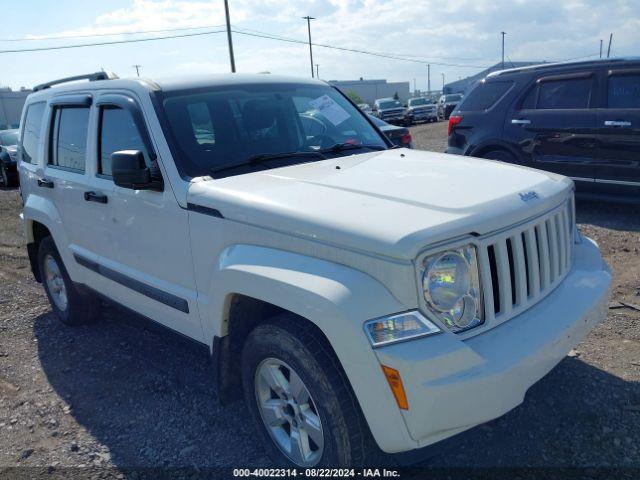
[33,71,119,92]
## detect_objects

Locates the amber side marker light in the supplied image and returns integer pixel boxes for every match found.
[381,365,409,410]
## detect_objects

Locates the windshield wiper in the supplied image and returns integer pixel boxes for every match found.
[210,151,326,176]
[320,143,386,154]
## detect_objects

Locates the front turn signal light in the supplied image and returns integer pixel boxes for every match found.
[382,365,409,410]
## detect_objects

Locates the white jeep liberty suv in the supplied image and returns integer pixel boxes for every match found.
[18,71,611,467]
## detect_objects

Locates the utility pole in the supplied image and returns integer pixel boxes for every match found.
[607,33,613,58]
[427,64,431,94]
[441,73,445,93]
[501,31,506,69]
[224,0,236,73]
[132,64,141,77]
[599,39,603,58]
[315,64,320,79]
[302,16,315,78]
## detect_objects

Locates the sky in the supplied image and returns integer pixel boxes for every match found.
[1,0,639,92]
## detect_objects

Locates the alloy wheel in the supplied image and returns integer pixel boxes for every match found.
[255,358,324,466]
[43,254,68,311]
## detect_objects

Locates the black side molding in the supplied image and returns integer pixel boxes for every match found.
[187,203,224,218]
[73,254,189,314]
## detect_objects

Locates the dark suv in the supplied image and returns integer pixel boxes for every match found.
[446,58,640,202]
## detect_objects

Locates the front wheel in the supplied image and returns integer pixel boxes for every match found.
[242,315,374,467]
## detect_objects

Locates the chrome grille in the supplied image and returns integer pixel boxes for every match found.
[478,198,575,327]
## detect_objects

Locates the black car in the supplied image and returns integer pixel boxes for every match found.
[368,115,413,148]
[0,129,19,187]
[446,58,640,202]
[437,94,463,120]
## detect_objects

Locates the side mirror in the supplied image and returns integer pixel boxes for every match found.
[111,150,160,190]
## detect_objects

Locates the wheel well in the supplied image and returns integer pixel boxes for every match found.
[472,144,518,161]
[213,294,341,405]
[27,221,51,283]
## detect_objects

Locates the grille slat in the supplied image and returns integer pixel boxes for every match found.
[547,218,560,282]
[478,199,574,328]
[478,247,496,323]
[537,222,551,289]
[510,234,528,306]
[523,228,541,298]
[494,239,513,317]
[557,211,567,272]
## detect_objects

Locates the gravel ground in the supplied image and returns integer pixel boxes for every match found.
[0,121,638,478]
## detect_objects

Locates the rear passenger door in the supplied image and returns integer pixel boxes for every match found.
[594,68,640,197]
[42,96,102,271]
[504,72,598,186]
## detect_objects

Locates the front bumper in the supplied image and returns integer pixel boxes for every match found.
[371,236,611,453]
[380,114,405,124]
[408,111,437,121]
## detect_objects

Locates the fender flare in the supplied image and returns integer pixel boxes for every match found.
[206,244,417,452]
[22,194,76,277]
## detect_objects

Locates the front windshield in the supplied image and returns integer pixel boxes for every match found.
[0,130,18,146]
[379,100,402,109]
[159,83,387,178]
[408,98,429,106]
[445,94,463,102]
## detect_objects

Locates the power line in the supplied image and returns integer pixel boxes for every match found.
[0,22,603,72]
[0,24,227,42]
[229,27,491,68]
[232,25,493,63]
[0,30,227,54]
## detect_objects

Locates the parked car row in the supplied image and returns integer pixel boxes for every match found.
[0,128,19,187]
[446,57,640,203]
[364,96,438,126]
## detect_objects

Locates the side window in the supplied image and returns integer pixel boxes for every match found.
[608,73,640,108]
[49,107,89,172]
[186,102,215,145]
[99,107,148,176]
[20,102,46,164]
[537,78,592,109]
[457,81,513,111]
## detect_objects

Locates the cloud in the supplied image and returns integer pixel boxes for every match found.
[12,0,640,91]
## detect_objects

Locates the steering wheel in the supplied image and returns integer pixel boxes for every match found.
[305,134,335,150]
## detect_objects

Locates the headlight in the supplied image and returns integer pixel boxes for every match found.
[364,311,440,347]
[421,245,483,333]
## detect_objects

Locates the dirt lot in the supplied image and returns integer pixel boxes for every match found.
[0,121,639,477]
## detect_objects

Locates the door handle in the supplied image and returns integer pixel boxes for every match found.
[511,119,531,125]
[84,191,108,204]
[604,120,631,127]
[37,178,54,189]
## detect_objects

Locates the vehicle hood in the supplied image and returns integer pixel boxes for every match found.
[409,105,435,111]
[188,150,572,260]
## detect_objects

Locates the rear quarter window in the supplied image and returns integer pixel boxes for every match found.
[457,81,513,111]
[20,102,46,164]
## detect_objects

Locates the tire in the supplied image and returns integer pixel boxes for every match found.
[242,314,375,467]
[38,236,100,326]
[0,164,7,187]
[481,148,517,163]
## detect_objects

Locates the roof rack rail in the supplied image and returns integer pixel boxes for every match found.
[33,71,119,92]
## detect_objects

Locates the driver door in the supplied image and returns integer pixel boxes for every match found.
[89,93,203,340]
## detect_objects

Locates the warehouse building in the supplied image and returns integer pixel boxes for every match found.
[0,87,31,129]
[329,78,411,105]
